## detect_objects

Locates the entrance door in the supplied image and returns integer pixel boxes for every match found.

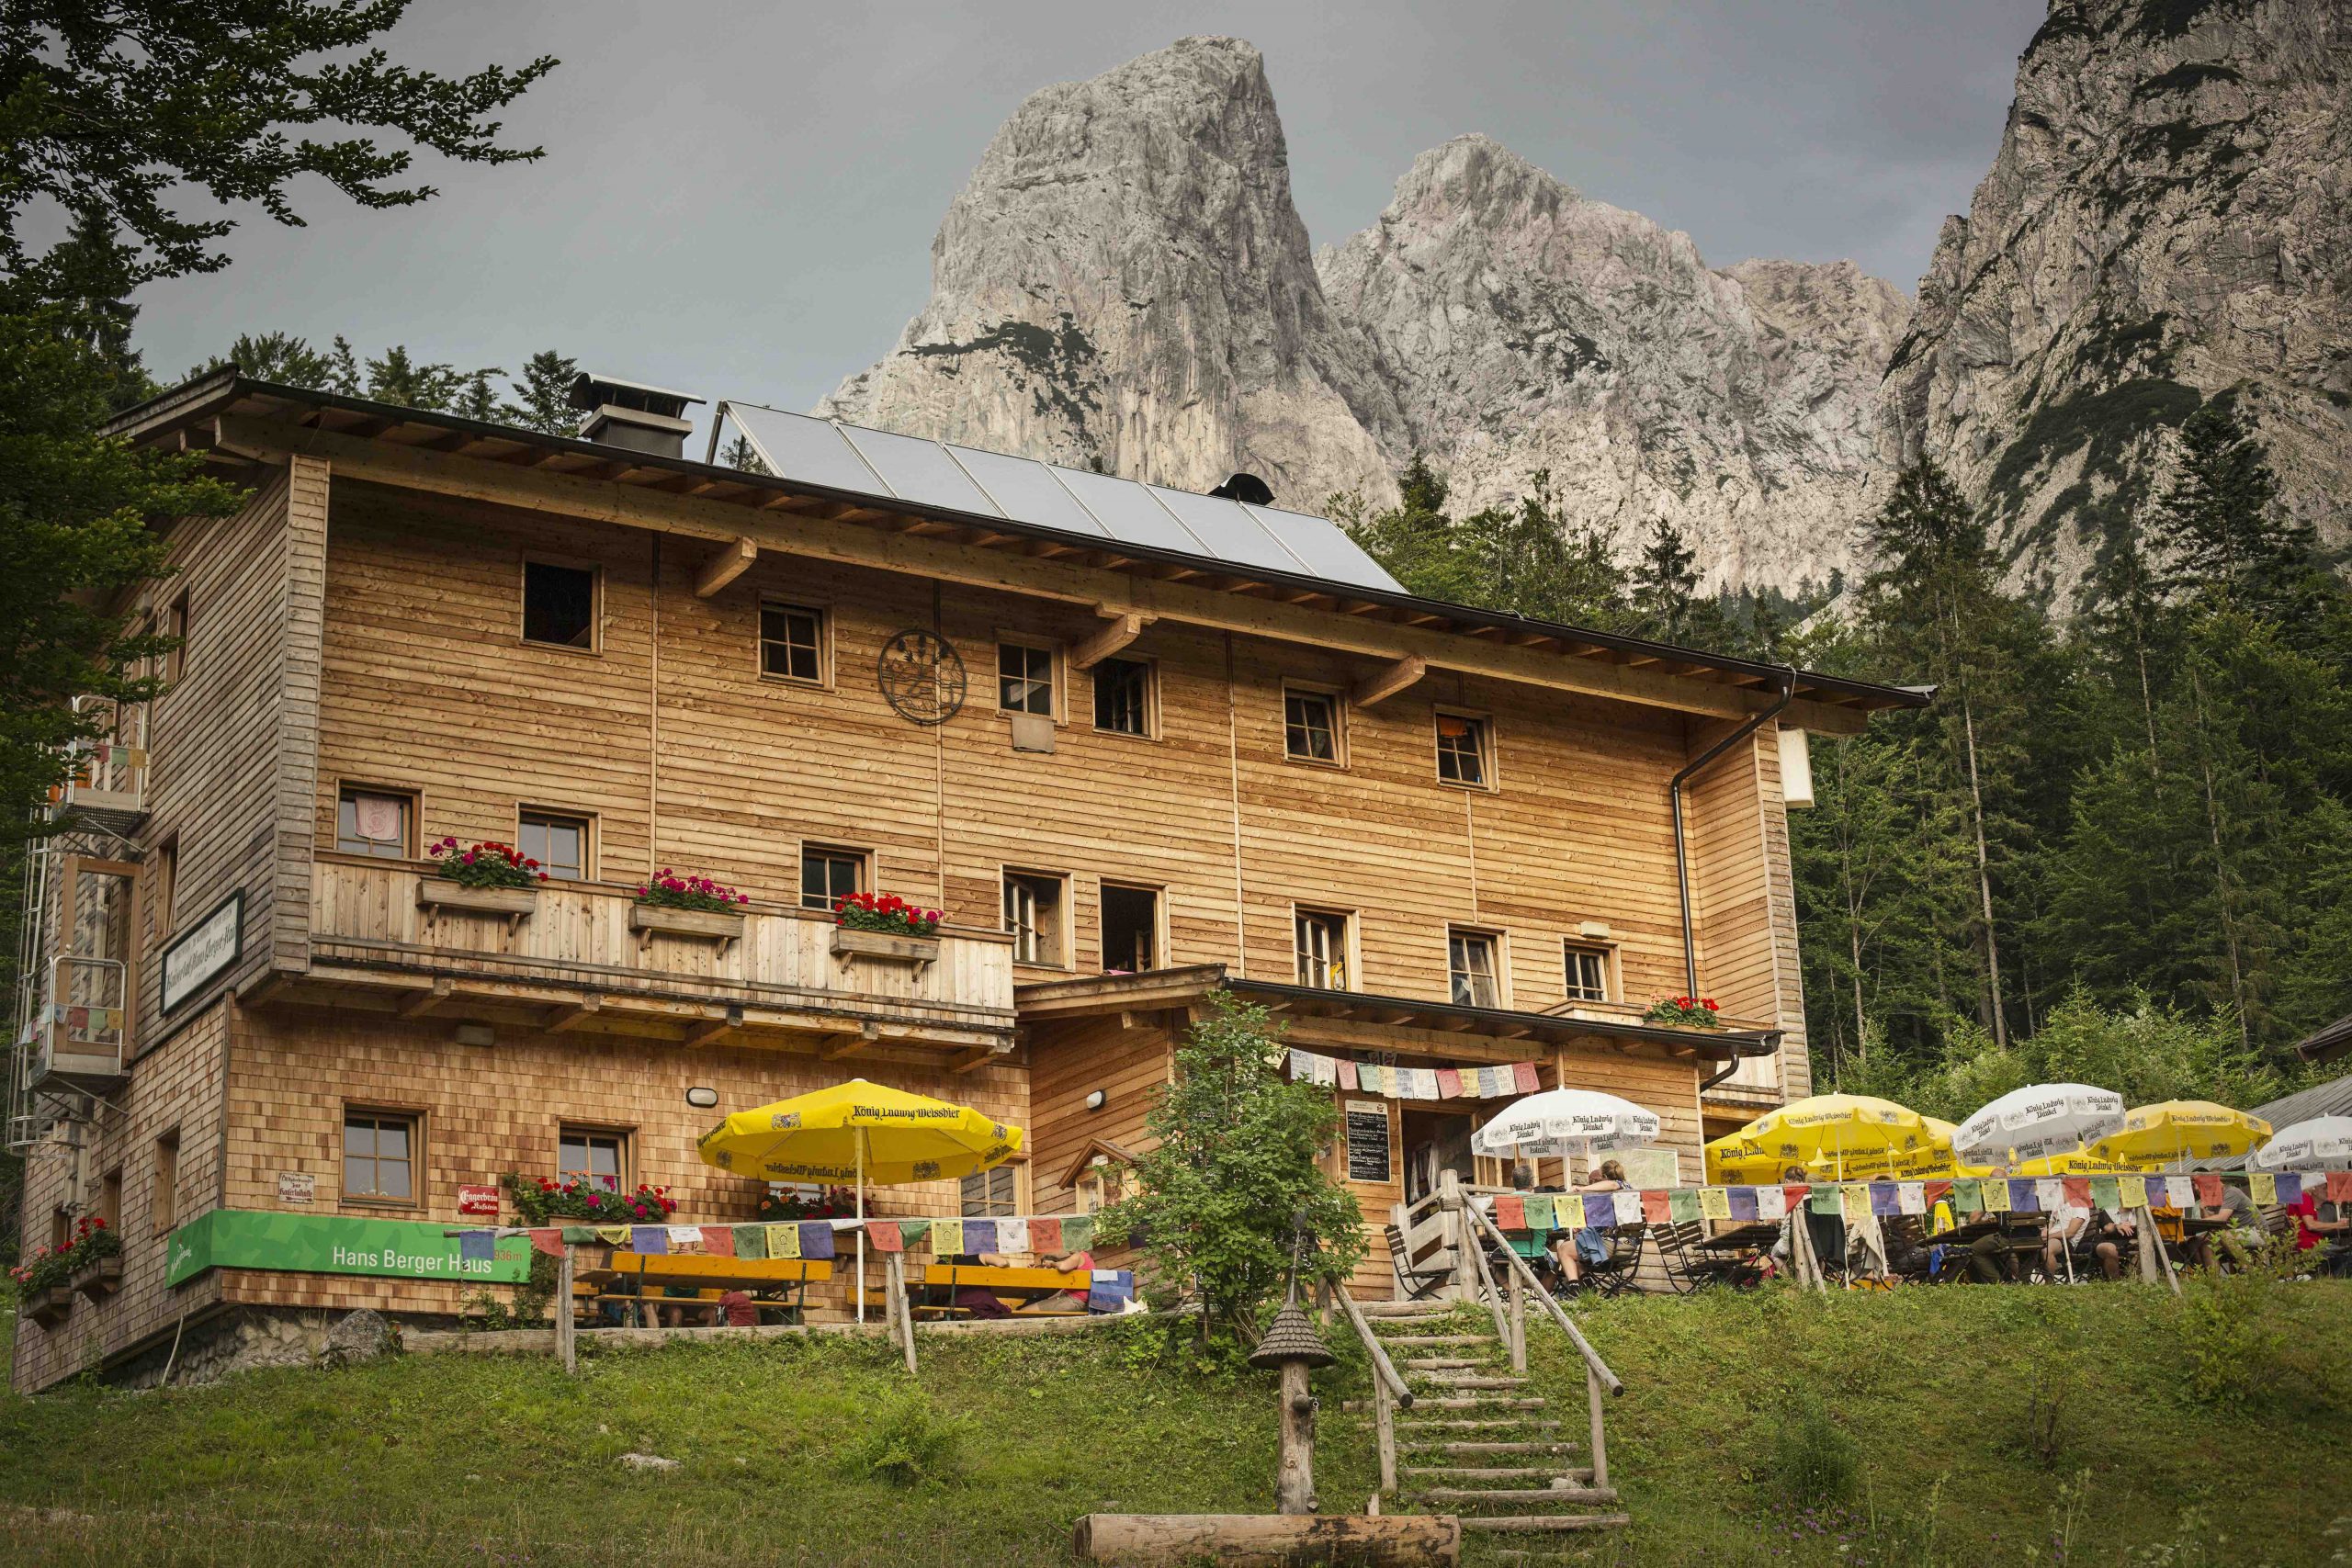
[1401,1110,1476,1206]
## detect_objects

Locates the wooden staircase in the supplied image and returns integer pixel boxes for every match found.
[1355,1299,1631,1540]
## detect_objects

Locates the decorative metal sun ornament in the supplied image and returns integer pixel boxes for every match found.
[876,628,967,726]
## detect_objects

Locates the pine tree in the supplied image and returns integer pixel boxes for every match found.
[189,332,339,389]
[454,367,505,423]
[2151,400,2321,618]
[1632,516,1699,640]
[503,350,580,435]
[325,335,363,396]
[43,206,150,408]
[721,434,769,475]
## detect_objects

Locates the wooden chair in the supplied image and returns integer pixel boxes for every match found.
[1385,1224,1456,1301]
[1577,1224,1645,1298]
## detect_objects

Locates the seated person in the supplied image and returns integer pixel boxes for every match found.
[1030,1247,1096,1312]
[1785,1165,1847,1278]
[1964,1228,2016,1283]
[717,1289,758,1328]
[1562,1159,1627,1285]
[937,1252,1013,1319]
[2292,1190,2351,1275]
[2045,1201,2132,1281]
[2204,1182,2267,1271]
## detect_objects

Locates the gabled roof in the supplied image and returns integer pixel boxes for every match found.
[103,369,1932,729]
[2296,1011,2352,1065]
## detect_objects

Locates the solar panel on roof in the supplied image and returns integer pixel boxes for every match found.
[716,400,1406,595]
[1148,487,1310,576]
[1051,467,1201,554]
[1242,503,1403,592]
[840,424,1005,518]
[946,446,1109,536]
[728,405,882,495]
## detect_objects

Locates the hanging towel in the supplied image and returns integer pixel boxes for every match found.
[1493,1194,1526,1230]
[735,1224,769,1259]
[629,1225,669,1255]
[1697,1187,1732,1222]
[1897,1182,1928,1217]
[1979,1179,2010,1213]
[1436,1067,1463,1100]
[2248,1172,2278,1206]
[1727,1186,1758,1223]
[1522,1194,1555,1231]
[1641,1190,1672,1224]
[1755,1185,1787,1223]
[1668,1190,1702,1224]
[2274,1172,2301,1207]
[2001,1179,2034,1213]
[1288,1048,1315,1082]
[1030,1217,1064,1255]
[527,1229,565,1258]
[667,1225,705,1253]
[1087,1270,1135,1314]
[930,1218,965,1257]
[866,1221,902,1253]
[2034,1179,2065,1213]
[2062,1178,2093,1209]
[1337,1060,1357,1091]
[1515,1061,1542,1094]
[1313,1054,1339,1089]
[1841,1185,1870,1221]
[960,1219,996,1256]
[798,1221,836,1259]
[1061,1215,1097,1252]
[1869,1182,1900,1217]
[1949,1179,1981,1214]
[2193,1173,2224,1210]
[703,1227,736,1258]
[770,1223,801,1260]
[459,1230,495,1264]
[997,1217,1032,1255]
[2089,1178,2121,1213]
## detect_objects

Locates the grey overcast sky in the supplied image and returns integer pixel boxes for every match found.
[130,0,2043,434]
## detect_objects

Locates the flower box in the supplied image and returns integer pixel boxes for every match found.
[417,882,538,923]
[629,904,744,952]
[24,1285,72,1329]
[71,1253,124,1300]
[831,927,940,965]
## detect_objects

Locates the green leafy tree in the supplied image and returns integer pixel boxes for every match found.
[1343,457,1632,629]
[503,349,580,435]
[187,331,339,389]
[1098,992,1363,1339]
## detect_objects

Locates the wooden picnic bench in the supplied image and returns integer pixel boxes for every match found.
[582,1251,834,1325]
[913,1263,1090,1318]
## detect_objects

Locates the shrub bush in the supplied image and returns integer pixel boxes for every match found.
[843,1393,966,1488]
[1771,1391,1860,1508]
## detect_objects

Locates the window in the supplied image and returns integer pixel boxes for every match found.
[521,559,597,649]
[760,602,825,683]
[153,1130,180,1235]
[559,1127,627,1192]
[335,787,413,858]
[961,1165,1017,1217]
[99,1168,122,1230]
[800,845,866,912]
[1295,908,1351,991]
[1075,1160,1127,1215]
[1436,713,1491,787]
[1101,883,1160,973]
[518,810,590,882]
[1283,688,1341,763]
[1565,943,1611,1003]
[1450,931,1501,1008]
[1092,657,1152,737]
[998,642,1054,716]
[344,1111,418,1203]
[151,836,177,939]
[1003,872,1066,965]
[164,591,189,683]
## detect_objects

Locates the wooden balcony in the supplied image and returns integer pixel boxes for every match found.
[289,855,1016,1065]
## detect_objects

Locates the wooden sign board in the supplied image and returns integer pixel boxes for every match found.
[277,1171,315,1205]
[160,891,243,1013]
[1345,1100,1392,1184]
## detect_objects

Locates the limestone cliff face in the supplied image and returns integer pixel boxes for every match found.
[821,41,1906,592]
[1881,0,2352,599]
[816,37,1405,510]
[1320,137,1912,591]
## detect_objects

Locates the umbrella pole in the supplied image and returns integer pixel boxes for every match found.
[856,1128,868,1325]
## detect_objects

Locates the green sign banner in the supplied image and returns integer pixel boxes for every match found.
[165,1209,532,1288]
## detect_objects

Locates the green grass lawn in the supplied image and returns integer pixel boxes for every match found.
[1,1276,2346,1566]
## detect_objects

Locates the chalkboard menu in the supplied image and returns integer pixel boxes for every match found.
[1345,1100,1392,1184]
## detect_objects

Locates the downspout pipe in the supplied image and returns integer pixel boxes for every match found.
[1672,665,1799,1094]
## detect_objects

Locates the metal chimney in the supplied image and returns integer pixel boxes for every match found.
[567,373,706,459]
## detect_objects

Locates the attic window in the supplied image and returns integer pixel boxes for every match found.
[522,560,597,649]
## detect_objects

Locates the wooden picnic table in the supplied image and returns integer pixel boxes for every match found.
[582,1251,834,1325]
[1695,1221,1783,1253]
[916,1263,1089,1317]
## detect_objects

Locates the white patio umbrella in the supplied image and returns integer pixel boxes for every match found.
[1471,1088,1659,1161]
[1952,1083,2126,1167]
[2250,1115,2352,1171]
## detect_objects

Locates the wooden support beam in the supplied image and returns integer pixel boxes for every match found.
[1351,654,1428,709]
[694,536,758,598]
[947,1044,997,1073]
[399,977,455,1019]
[544,994,604,1033]
[822,1022,881,1061]
[1071,608,1152,670]
[683,1007,742,1049]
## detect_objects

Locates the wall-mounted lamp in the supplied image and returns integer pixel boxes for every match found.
[1084,1089,1107,1112]
[685,1086,719,1110]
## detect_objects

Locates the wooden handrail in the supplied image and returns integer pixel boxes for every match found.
[1459,1201,1515,1348]
[1464,1201,1624,1396]
[1335,1289,1414,1411]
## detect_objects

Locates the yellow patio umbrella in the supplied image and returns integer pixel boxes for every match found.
[2090,1100,2270,1170]
[696,1078,1023,1322]
[1702,1094,1938,1183]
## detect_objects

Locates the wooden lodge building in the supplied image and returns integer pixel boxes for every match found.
[8,369,1923,1391]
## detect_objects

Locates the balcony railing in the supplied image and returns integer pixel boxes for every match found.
[304,856,1016,1055]
[20,955,130,1094]
[53,697,147,834]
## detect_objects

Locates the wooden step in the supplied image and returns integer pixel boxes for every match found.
[1401,1358,1484,1371]
[1357,1301,1459,1318]
[1410,1373,1529,1389]
[1397,1418,1566,1434]
[1459,1514,1633,1534]
[1418,1486,1620,1506]
[1406,1395,1547,1411]
[1402,1465,1596,1483]
[1408,1439,1578,1455]
[1377,1334,1495,1348]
